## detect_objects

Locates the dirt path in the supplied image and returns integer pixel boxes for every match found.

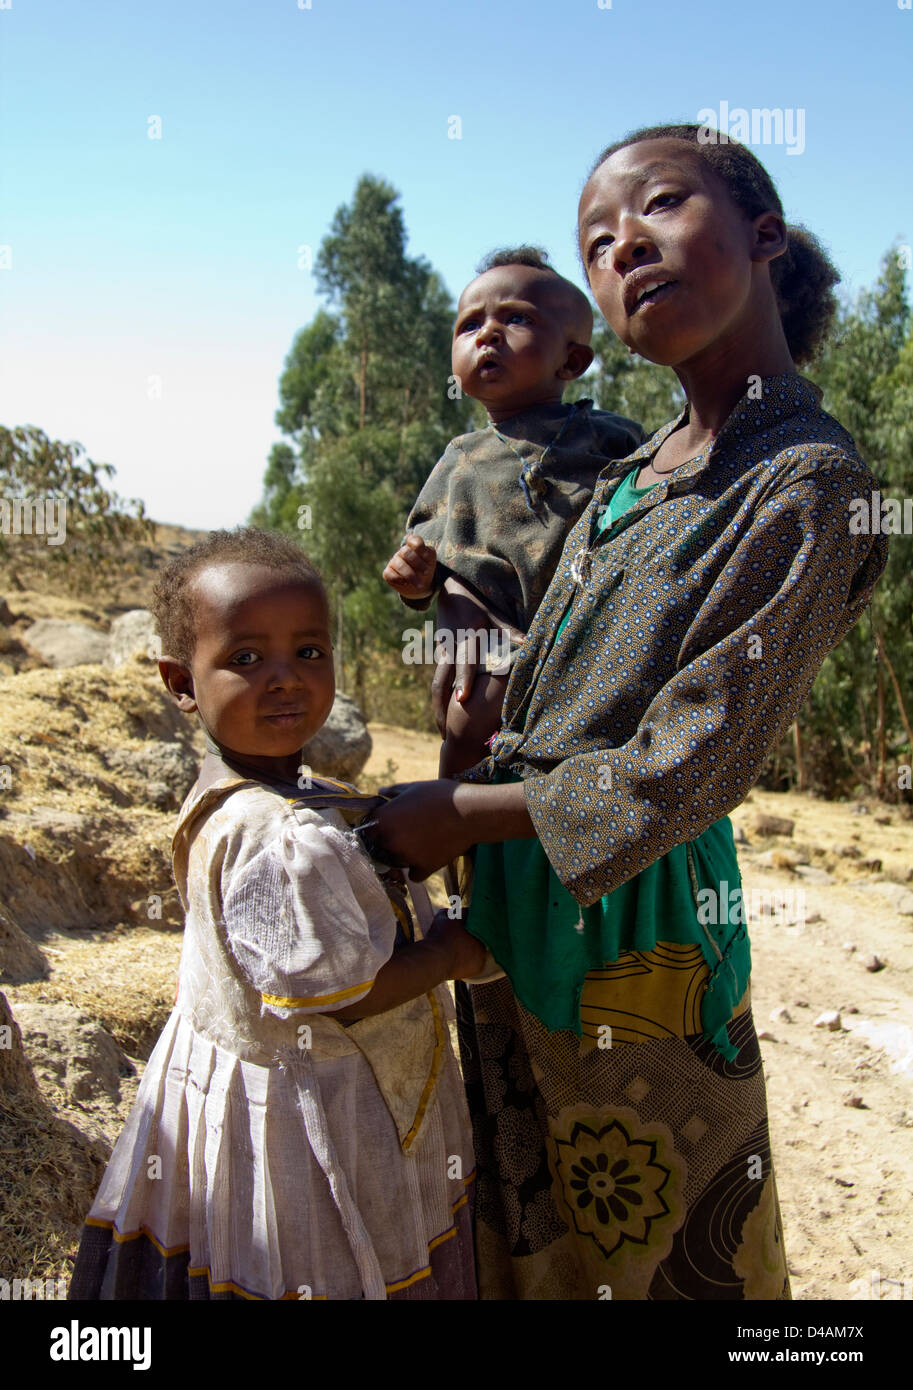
[7,723,910,1299]
[363,724,913,1301]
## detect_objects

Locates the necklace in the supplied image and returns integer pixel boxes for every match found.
[489,400,584,521]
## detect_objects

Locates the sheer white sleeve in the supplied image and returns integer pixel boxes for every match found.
[221,810,397,1019]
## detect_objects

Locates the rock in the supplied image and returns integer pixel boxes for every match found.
[794,865,835,884]
[875,815,892,826]
[859,858,883,874]
[12,1000,131,1104]
[843,1094,866,1109]
[146,780,174,808]
[834,843,862,859]
[843,941,857,953]
[814,1010,843,1031]
[864,954,886,973]
[0,990,39,1093]
[733,824,749,845]
[300,692,372,783]
[805,910,823,924]
[0,596,15,625]
[770,1006,792,1024]
[754,849,801,870]
[102,741,199,809]
[851,802,870,815]
[21,618,108,668]
[106,609,161,667]
[752,813,795,838]
[0,992,110,1253]
[757,1030,777,1041]
[794,999,810,1008]
[853,881,913,915]
[0,903,49,983]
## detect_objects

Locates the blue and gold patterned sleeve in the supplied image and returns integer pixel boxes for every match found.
[523,451,888,905]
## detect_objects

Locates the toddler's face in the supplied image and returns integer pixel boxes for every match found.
[182,563,335,779]
[451,265,579,420]
[578,138,757,369]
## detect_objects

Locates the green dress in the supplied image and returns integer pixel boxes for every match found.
[457,466,790,1301]
[467,467,750,1060]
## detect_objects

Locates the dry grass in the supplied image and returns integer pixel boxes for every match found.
[0,995,108,1289]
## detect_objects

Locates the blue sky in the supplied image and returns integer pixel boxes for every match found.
[1,0,911,529]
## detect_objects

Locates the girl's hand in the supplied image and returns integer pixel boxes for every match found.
[370,780,468,878]
[369,778,535,879]
[424,908,488,980]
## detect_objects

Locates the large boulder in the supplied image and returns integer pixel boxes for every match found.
[0,991,109,1283]
[22,618,108,668]
[107,609,161,667]
[300,692,372,784]
[0,903,49,984]
[101,740,199,810]
[12,999,132,1104]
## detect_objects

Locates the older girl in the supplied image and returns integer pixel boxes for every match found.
[368,125,888,1300]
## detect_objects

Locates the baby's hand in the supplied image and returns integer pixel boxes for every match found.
[382,534,437,599]
[425,908,488,980]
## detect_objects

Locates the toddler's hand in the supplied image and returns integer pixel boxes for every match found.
[425,908,488,980]
[382,534,437,599]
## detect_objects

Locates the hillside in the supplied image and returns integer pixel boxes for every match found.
[0,525,911,1301]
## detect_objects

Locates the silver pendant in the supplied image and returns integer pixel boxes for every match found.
[570,547,591,587]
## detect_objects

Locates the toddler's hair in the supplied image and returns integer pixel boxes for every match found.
[586,123,840,365]
[151,526,324,665]
[476,245,556,276]
[474,245,593,340]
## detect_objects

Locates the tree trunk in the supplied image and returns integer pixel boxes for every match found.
[856,689,873,786]
[336,588,345,694]
[792,720,806,792]
[358,348,367,432]
[876,659,887,799]
[875,628,913,755]
[398,386,411,469]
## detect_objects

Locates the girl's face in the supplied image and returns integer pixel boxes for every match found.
[181,562,335,779]
[578,138,762,369]
[451,264,583,420]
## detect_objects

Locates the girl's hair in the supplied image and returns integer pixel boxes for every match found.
[476,245,555,275]
[586,123,840,365]
[151,526,324,665]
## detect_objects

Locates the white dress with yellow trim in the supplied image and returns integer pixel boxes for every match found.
[72,777,476,1300]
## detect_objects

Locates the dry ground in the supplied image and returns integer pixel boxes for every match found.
[3,717,911,1300]
[362,725,913,1302]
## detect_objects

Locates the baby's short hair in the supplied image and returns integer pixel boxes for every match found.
[473,246,593,342]
[151,526,324,665]
[475,245,557,276]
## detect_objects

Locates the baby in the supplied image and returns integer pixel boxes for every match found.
[383,247,642,776]
[69,527,482,1301]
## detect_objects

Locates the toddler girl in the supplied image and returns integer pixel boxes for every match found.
[69,527,482,1300]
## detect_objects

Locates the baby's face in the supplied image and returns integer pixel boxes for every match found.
[452,265,580,421]
[184,563,335,779]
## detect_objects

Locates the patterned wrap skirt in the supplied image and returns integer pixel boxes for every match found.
[456,945,790,1300]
